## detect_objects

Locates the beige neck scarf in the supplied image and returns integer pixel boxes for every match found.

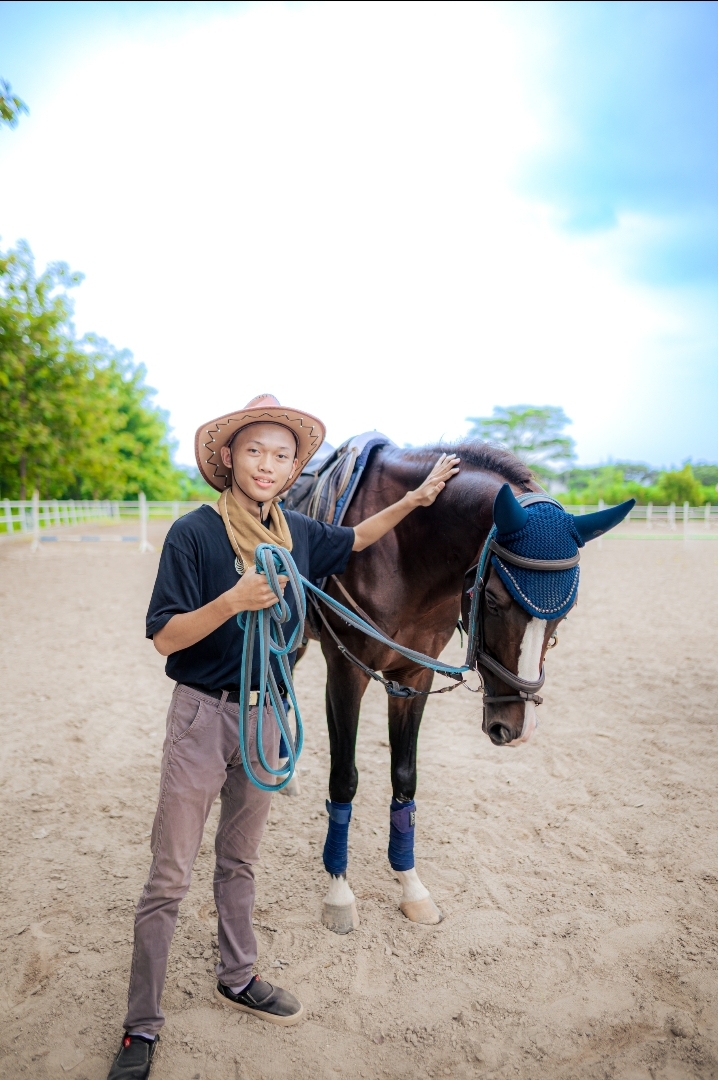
[218,487,293,573]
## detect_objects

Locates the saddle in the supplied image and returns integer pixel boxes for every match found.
[283,431,395,527]
[283,431,395,638]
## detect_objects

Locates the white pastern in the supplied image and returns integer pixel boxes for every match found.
[510,617,545,745]
[396,867,430,903]
[325,874,356,907]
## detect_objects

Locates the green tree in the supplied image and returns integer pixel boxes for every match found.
[176,466,217,501]
[0,79,28,130]
[0,243,87,498]
[692,463,718,489]
[653,465,707,507]
[556,462,715,506]
[466,405,576,479]
[558,465,652,505]
[0,242,188,500]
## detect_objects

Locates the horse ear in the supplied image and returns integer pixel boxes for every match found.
[572,499,636,541]
[493,483,529,533]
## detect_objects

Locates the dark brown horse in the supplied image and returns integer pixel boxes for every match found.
[294,441,629,932]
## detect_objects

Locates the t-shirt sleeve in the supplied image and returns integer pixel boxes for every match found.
[304,517,355,581]
[146,541,202,638]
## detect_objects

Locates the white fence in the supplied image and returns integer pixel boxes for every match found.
[0,496,715,547]
[0,496,209,535]
[571,501,717,528]
[0,494,211,550]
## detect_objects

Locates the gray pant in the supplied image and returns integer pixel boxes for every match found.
[124,684,279,1035]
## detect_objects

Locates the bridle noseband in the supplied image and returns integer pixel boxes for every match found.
[465,493,579,715]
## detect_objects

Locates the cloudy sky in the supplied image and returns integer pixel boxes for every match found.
[1,0,716,467]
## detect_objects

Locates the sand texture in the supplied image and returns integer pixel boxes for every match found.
[0,527,717,1079]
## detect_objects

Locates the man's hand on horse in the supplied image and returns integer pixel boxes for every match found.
[409,453,461,506]
[352,453,460,551]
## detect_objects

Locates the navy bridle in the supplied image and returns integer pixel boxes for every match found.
[464,493,579,713]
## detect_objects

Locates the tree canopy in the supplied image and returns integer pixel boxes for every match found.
[557,461,716,506]
[0,242,211,500]
[466,405,576,479]
[465,404,716,504]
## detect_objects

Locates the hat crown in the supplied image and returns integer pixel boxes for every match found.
[244,393,281,409]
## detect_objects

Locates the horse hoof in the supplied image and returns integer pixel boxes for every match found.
[399,897,443,924]
[321,901,360,934]
[277,771,301,797]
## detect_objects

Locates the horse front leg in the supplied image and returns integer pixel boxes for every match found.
[321,645,369,934]
[388,667,442,925]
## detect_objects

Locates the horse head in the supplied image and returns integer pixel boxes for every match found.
[463,484,634,747]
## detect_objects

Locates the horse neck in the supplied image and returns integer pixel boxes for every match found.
[374,452,505,585]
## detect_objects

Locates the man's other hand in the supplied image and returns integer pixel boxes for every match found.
[227,566,288,613]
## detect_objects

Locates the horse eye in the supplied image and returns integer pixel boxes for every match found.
[485,592,499,615]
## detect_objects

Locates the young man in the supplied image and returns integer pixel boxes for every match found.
[107,395,458,1080]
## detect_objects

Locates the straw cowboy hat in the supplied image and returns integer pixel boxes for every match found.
[194,394,326,494]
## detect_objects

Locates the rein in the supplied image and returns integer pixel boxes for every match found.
[238,544,473,791]
[239,492,575,790]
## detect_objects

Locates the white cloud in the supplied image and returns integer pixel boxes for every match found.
[0,0,709,466]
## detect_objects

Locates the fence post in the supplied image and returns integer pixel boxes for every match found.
[3,498,12,537]
[668,502,676,530]
[172,500,179,521]
[646,502,652,530]
[706,503,711,531]
[30,490,40,551]
[138,492,154,553]
[683,501,689,536]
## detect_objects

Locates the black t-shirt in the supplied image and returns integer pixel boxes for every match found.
[146,504,354,689]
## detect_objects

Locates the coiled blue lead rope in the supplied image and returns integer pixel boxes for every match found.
[238,543,473,792]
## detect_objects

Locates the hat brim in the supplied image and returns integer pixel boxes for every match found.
[195,405,326,493]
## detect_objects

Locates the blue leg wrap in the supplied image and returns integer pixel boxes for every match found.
[323,800,352,876]
[388,798,416,871]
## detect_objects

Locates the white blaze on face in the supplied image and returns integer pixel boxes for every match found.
[509,617,545,745]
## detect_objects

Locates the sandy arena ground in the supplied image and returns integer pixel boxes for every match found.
[1,523,717,1079]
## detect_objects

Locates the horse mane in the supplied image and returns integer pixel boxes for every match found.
[398,441,535,488]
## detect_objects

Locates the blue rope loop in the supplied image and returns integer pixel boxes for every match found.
[237,544,306,793]
[238,543,473,792]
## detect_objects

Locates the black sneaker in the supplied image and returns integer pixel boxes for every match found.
[106,1034,159,1080]
[215,975,304,1026]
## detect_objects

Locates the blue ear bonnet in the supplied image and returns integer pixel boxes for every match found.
[492,502,584,620]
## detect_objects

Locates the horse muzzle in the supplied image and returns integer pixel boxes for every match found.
[483,698,539,746]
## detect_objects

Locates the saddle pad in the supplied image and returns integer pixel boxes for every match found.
[331,434,394,526]
[283,431,394,527]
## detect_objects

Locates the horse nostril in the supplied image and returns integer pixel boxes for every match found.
[488,723,512,745]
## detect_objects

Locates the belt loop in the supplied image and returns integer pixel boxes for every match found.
[220,690,230,706]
